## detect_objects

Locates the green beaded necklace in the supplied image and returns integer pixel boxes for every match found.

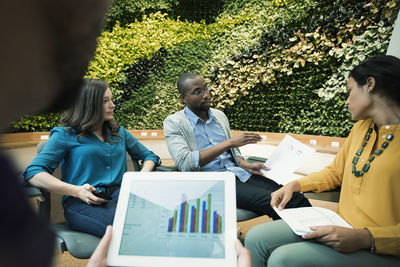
[352,124,396,177]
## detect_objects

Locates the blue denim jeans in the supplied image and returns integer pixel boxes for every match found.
[63,187,120,237]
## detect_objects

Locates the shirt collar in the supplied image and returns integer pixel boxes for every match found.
[184,106,213,125]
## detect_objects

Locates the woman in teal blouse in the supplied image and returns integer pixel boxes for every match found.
[23,79,160,237]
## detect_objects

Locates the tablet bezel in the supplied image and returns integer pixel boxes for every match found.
[107,171,237,267]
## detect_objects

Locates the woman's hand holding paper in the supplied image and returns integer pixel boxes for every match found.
[302,226,372,253]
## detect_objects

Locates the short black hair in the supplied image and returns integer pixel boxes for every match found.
[350,55,400,104]
[177,73,200,95]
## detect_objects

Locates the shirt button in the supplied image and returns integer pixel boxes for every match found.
[382,135,386,139]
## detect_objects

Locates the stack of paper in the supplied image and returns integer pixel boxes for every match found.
[273,207,353,235]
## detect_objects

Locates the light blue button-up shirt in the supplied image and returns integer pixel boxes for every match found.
[184,107,251,182]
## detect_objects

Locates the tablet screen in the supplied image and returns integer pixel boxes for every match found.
[119,180,225,258]
[108,172,237,267]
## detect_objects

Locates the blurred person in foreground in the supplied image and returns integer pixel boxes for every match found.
[0,1,252,266]
[245,55,400,267]
[0,0,110,266]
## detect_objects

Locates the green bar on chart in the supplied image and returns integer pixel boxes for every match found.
[173,210,177,232]
[184,202,189,232]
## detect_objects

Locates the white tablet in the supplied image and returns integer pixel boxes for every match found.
[107,172,237,267]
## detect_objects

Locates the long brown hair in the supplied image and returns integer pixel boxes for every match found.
[60,78,120,142]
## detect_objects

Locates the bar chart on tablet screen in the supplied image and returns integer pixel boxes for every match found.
[119,180,225,258]
[164,191,223,234]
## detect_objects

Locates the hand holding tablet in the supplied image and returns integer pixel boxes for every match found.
[88,226,113,267]
[89,232,251,267]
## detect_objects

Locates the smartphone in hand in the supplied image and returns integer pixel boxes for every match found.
[92,189,112,200]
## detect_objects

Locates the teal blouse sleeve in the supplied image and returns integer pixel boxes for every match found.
[122,127,160,166]
[22,127,68,181]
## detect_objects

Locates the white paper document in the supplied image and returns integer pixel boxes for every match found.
[273,207,353,235]
[261,134,315,184]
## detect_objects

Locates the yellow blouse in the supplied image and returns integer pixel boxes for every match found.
[298,119,400,257]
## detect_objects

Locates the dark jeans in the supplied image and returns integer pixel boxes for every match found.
[63,186,120,237]
[236,174,311,220]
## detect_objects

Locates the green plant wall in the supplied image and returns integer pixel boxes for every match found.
[10,0,400,137]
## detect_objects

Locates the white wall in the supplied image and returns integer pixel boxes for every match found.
[387,9,400,59]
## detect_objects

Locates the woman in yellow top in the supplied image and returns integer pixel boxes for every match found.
[245,55,400,267]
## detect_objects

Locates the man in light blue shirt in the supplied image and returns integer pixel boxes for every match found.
[164,73,310,219]
[185,106,253,183]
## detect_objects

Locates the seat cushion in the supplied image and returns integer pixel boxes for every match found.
[51,223,101,259]
[237,208,258,222]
